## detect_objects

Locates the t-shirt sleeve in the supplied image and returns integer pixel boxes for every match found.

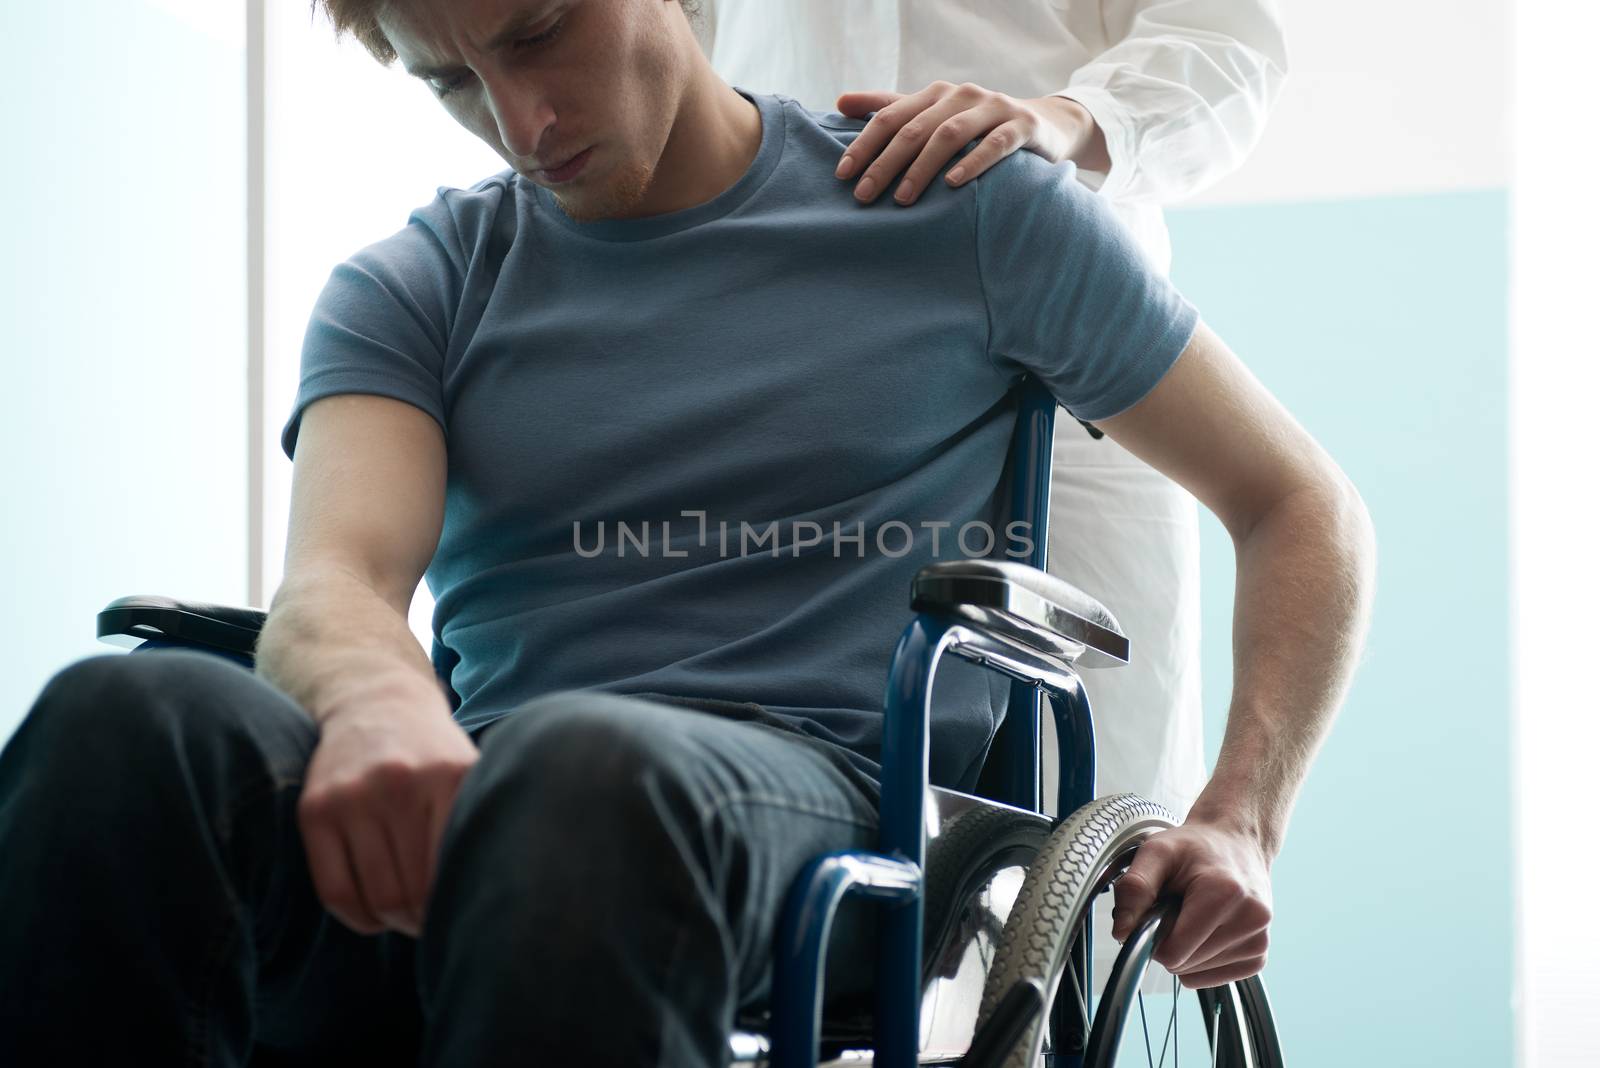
[279,190,466,461]
[971,155,1200,423]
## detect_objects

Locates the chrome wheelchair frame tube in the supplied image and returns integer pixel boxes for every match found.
[770,378,1106,1068]
[770,613,1101,1068]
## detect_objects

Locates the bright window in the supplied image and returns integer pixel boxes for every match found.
[260,4,503,648]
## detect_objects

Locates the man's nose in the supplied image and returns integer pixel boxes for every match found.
[483,77,555,162]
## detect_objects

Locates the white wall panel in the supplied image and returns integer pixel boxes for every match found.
[1194,0,1508,205]
[261,5,503,647]
[0,1,248,744]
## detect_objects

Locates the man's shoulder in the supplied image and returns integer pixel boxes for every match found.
[353,168,519,272]
[805,105,869,139]
[769,92,875,157]
[438,168,519,209]
[769,92,1090,218]
[964,148,1121,260]
[972,150,1092,219]
[417,168,520,243]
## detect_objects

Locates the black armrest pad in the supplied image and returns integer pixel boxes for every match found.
[911,560,1129,668]
[97,595,267,656]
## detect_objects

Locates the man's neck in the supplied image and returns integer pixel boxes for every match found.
[627,72,763,219]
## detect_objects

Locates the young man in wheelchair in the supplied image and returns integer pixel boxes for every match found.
[0,0,1375,1063]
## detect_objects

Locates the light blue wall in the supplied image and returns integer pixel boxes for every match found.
[1167,190,1511,1065]
[0,2,247,742]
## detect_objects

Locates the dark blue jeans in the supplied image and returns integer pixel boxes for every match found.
[0,648,883,1066]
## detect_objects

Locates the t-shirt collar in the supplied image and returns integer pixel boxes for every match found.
[528,86,786,243]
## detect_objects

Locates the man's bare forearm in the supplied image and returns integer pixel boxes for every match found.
[255,566,453,729]
[1185,479,1377,859]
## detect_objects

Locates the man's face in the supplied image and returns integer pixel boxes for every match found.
[381,0,687,221]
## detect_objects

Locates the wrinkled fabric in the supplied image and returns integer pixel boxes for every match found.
[0,649,884,1066]
[280,89,1198,796]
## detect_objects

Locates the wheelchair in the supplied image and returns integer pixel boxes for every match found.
[95,378,1283,1067]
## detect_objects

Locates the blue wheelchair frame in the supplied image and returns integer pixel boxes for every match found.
[766,377,1102,1067]
[106,376,1110,1066]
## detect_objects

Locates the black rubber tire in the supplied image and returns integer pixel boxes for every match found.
[921,803,1051,977]
[811,802,1051,1045]
[973,793,1283,1068]
[1235,974,1284,1067]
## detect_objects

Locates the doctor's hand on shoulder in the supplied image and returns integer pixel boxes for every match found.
[831,80,1110,206]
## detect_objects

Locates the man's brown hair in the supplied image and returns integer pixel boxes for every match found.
[310,1,397,65]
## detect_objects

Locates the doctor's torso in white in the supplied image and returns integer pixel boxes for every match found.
[697,0,1288,277]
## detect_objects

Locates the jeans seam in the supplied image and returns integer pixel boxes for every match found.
[212,770,295,845]
[651,904,694,1068]
[700,790,877,831]
[244,777,306,970]
[190,772,300,1065]
[190,909,240,1068]
[695,790,876,1035]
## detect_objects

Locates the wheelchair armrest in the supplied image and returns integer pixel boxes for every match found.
[97,595,267,658]
[910,559,1129,669]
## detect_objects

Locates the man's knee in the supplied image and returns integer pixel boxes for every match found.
[478,691,691,789]
[449,691,702,853]
[18,649,316,784]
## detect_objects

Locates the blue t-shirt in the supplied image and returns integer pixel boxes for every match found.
[281,88,1198,793]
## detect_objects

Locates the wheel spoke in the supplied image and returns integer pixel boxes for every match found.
[1173,971,1179,1068]
[1209,994,1222,1068]
[1065,949,1092,1035]
[1155,973,1176,1068]
[1138,989,1155,1067]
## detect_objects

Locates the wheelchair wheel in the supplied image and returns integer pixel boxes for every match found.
[972,794,1284,1068]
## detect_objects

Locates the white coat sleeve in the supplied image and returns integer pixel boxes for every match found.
[1056,0,1289,204]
